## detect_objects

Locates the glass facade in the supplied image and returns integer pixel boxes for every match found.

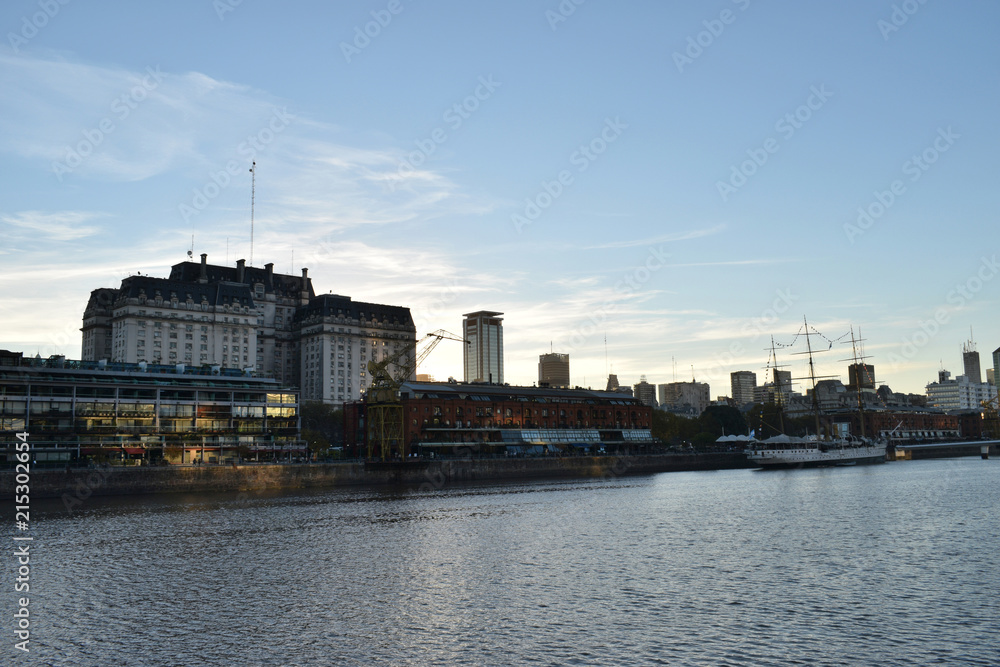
[463,311,503,384]
[0,357,301,465]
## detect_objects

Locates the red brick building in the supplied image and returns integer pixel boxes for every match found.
[831,408,961,441]
[345,381,656,458]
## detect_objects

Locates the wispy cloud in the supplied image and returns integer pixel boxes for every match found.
[582,224,727,250]
[1,210,104,241]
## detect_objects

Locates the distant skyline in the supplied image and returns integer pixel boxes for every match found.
[2,1,998,396]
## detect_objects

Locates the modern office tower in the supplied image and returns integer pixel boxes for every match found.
[463,311,503,383]
[730,371,756,405]
[538,352,570,388]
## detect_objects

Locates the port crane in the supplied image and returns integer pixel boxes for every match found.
[982,392,1000,440]
[365,329,467,460]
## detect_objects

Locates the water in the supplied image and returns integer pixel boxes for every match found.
[6,458,999,666]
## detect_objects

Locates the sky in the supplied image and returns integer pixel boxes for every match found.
[1,0,998,397]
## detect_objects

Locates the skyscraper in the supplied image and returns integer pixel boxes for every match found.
[730,371,756,406]
[963,339,982,384]
[463,311,503,383]
[633,376,657,408]
[538,352,570,388]
[847,363,876,390]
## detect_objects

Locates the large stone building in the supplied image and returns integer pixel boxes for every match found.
[81,255,415,403]
[294,294,415,404]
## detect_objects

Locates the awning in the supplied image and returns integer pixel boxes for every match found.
[123,447,146,455]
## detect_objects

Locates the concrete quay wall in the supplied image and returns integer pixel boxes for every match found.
[1,453,750,501]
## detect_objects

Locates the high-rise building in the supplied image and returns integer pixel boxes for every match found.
[963,340,982,385]
[538,352,569,388]
[993,347,1000,387]
[633,376,657,408]
[463,311,503,383]
[774,370,792,396]
[847,363,876,390]
[658,381,710,415]
[730,371,756,406]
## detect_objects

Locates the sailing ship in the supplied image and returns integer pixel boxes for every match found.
[744,317,887,468]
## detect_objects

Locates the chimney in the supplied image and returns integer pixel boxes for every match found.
[199,254,208,283]
[265,262,273,280]
[300,268,310,304]
[237,258,246,283]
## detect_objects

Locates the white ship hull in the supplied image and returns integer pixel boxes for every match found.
[745,442,886,468]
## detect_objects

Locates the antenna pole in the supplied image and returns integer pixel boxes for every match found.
[249,161,256,266]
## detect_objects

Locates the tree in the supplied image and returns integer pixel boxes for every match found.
[302,428,330,460]
[300,401,344,446]
[698,405,747,438]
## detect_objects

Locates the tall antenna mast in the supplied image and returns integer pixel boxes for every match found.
[604,334,608,378]
[249,161,256,266]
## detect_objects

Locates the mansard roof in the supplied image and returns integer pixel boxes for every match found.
[168,260,314,300]
[294,294,414,329]
[116,275,256,309]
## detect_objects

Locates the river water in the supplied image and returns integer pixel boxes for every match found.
[6,458,999,666]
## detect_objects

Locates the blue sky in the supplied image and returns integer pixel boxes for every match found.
[2,0,998,396]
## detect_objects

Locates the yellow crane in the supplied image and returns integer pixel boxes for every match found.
[982,391,1000,440]
[365,329,467,460]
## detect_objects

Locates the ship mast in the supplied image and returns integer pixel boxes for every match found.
[770,336,786,435]
[850,327,867,439]
[803,316,824,440]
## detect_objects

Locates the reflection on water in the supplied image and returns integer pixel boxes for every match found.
[9,459,999,666]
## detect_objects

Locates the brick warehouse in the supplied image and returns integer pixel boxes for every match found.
[345,381,657,458]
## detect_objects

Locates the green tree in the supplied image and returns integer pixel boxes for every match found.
[300,401,344,446]
[302,428,330,460]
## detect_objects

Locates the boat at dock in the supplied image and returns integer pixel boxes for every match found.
[744,317,887,469]
[745,434,886,468]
